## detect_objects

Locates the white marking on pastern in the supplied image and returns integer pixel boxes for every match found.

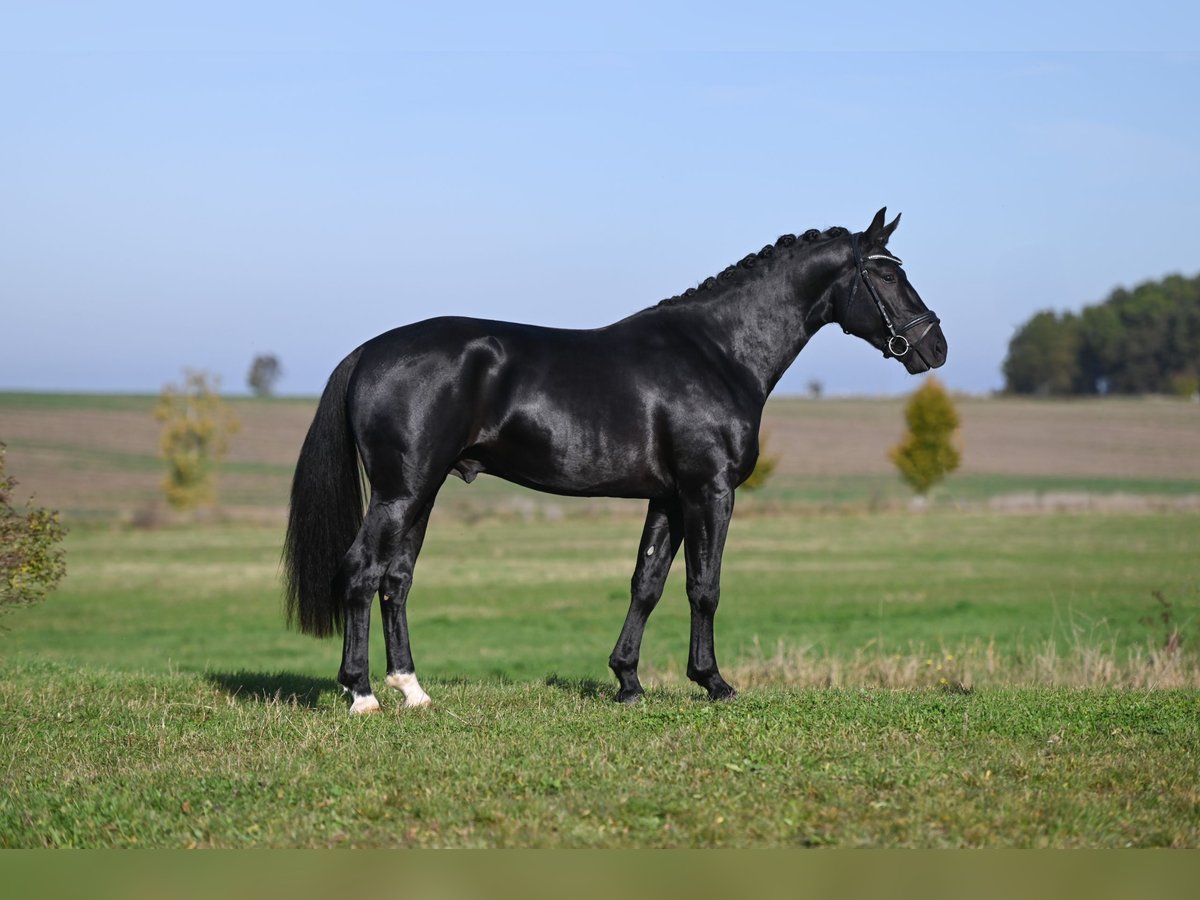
[386,671,432,708]
[349,693,381,715]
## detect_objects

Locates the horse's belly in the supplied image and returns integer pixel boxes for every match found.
[464,432,671,499]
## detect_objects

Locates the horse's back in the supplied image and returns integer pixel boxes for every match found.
[346,315,757,497]
[351,314,690,409]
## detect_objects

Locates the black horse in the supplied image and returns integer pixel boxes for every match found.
[284,208,946,713]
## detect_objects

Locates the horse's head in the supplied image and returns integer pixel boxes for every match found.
[834,208,947,374]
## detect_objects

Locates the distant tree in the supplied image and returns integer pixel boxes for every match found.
[247,354,283,397]
[1077,303,1123,394]
[1005,272,1200,395]
[890,378,961,497]
[155,370,240,510]
[1002,310,1081,395]
[1,443,67,618]
[740,431,780,492]
[806,378,824,400]
[1161,275,1200,394]
[1101,274,1200,394]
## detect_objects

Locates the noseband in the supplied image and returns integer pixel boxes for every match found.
[843,232,940,358]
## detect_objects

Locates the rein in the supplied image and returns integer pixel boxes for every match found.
[844,232,939,358]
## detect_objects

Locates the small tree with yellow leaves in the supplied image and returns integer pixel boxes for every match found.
[890,377,961,497]
[1,442,67,617]
[154,370,240,510]
[740,430,780,492]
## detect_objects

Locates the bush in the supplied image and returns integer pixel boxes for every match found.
[889,378,961,497]
[155,370,240,510]
[0,443,67,616]
[740,430,780,492]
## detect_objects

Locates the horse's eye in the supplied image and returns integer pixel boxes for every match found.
[882,272,896,283]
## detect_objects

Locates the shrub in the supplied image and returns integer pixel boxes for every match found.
[1,443,67,616]
[155,370,240,510]
[740,430,780,492]
[889,377,961,496]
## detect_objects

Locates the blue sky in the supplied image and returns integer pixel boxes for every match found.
[3,4,1198,396]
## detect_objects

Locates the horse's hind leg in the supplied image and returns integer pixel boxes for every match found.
[608,498,684,703]
[336,494,428,714]
[380,501,434,708]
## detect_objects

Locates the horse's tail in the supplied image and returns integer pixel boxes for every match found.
[283,348,365,638]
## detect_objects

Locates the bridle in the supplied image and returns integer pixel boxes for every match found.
[843,231,940,358]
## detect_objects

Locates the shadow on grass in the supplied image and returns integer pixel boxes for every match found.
[543,673,611,700]
[206,671,337,709]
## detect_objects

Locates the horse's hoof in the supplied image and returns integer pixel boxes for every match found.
[385,671,432,708]
[615,688,644,704]
[349,693,381,715]
[708,684,737,702]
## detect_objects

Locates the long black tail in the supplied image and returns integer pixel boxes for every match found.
[283,348,365,637]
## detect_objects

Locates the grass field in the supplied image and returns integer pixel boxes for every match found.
[2,512,1198,848]
[4,664,1197,848]
[3,514,1198,680]
[2,392,1199,847]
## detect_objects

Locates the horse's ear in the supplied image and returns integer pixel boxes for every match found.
[881,211,901,244]
[864,207,888,240]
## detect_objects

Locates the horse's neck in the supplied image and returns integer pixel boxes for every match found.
[694,253,842,399]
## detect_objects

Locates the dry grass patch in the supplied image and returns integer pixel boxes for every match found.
[707,637,1200,692]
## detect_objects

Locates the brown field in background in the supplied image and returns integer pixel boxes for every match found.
[765,395,1200,478]
[2,392,1199,522]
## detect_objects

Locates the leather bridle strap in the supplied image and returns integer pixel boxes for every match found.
[846,231,939,358]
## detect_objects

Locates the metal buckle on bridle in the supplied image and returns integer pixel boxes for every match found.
[887,334,910,357]
[844,232,938,359]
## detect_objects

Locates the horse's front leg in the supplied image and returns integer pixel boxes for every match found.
[380,501,434,708]
[608,498,684,703]
[681,482,737,701]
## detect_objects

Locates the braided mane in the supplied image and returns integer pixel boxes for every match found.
[656,226,849,307]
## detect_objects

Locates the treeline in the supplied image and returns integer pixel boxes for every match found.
[1003,272,1200,395]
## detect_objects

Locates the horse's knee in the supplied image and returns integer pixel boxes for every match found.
[337,557,386,608]
[687,588,720,617]
[380,569,411,602]
[628,584,662,614]
[344,582,376,610]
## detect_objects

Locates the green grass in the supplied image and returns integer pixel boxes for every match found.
[4,512,1195,677]
[417,469,1200,517]
[2,662,1196,848]
[940,472,1200,499]
[2,511,1198,847]
[738,473,1200,512]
